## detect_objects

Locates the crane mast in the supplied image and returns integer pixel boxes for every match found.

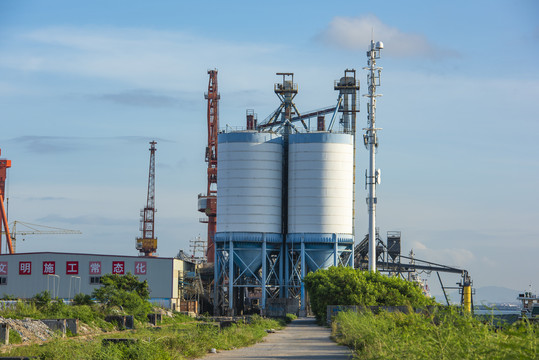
[198,69,219,263]
[0,148,14,254]
[136,141,157,257]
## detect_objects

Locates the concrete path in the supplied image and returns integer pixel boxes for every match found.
[198,317,352,360]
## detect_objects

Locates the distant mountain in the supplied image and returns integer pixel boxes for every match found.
[474,286,521,304]
[433,286,521,305]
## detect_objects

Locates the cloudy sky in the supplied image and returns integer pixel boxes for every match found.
[0,0,537,296]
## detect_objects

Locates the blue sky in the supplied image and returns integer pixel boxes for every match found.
[0,0,537,296]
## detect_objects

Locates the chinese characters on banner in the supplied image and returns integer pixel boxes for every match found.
[134,261,147,275]
[19,262,31,275]
[66,261,79,275]
[89,261,101,275]
[42,261,55,275]
[0,262,7,275]
[13,260,148,276]
[112,261,125,275]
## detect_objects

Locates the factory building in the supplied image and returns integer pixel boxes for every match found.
[0,252,195,310]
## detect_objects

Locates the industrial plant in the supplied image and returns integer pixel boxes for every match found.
[0,39,474,315]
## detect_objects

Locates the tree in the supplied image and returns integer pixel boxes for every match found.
[92,272,152,321]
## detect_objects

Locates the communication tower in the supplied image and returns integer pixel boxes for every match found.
[198,69,219,263]
[0,148,14,254]
[363,39,384,272]
[135,141,157,257]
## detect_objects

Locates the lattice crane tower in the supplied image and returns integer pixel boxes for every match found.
[136,141,157,257]
[198,69,219,263]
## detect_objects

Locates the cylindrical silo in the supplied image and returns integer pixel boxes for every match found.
[286,132,355,309]
[216,131,283,235]
[214,131,284,314]
[288,132,354,237]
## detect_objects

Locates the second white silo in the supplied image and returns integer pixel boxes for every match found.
[286,132,355,308]
[288,132,354,236]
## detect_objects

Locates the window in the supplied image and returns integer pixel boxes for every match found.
[0,277,6,285]
[89,276,102,285]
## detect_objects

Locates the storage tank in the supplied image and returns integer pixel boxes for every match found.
[215,131,284,314]
[287,132,354,271]
[288,132,353,235]
[215,131,283,276]
[216,131,283,235]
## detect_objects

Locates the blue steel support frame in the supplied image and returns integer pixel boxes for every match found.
[261,235,267,309]
[285,233,355,312]
[300,239,305,311]
[215,233,282,315]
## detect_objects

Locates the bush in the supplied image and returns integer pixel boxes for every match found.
[32,291,52,308]
[73,293,93,306]
[303,267,436,322]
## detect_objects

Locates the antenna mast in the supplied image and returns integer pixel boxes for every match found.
[136,141,157,257]
[363,39,383,272]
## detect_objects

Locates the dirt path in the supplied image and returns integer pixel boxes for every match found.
[199,317,352,360]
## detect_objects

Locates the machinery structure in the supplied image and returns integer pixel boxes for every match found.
[214,70,360,315]
[135,141,157,257]
[0,148,14,254]
[355,230,475,312]
[198,69,220,263]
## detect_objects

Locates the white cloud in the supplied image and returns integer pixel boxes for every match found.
[0,27,286,91]
[317,15,459,60]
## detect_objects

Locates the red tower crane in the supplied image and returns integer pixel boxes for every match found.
[0,148,14,254]
[136,141,157,257]
[198,70,219,263]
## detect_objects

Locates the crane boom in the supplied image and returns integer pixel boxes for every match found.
[2,221,82,253]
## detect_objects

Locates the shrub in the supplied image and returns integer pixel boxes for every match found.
[32,291,52,308]
[303,267,436,322]
[73,293,93,306]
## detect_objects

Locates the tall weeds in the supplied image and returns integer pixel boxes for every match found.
[333,309,539,359]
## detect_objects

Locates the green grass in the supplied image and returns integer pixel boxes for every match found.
[285,313,297,323]
[0,301,114,331]
[8,329,22,344]
[333,309,539,360]
[2,314,285,359]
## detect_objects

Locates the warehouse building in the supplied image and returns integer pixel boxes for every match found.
[0,252,195,310]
